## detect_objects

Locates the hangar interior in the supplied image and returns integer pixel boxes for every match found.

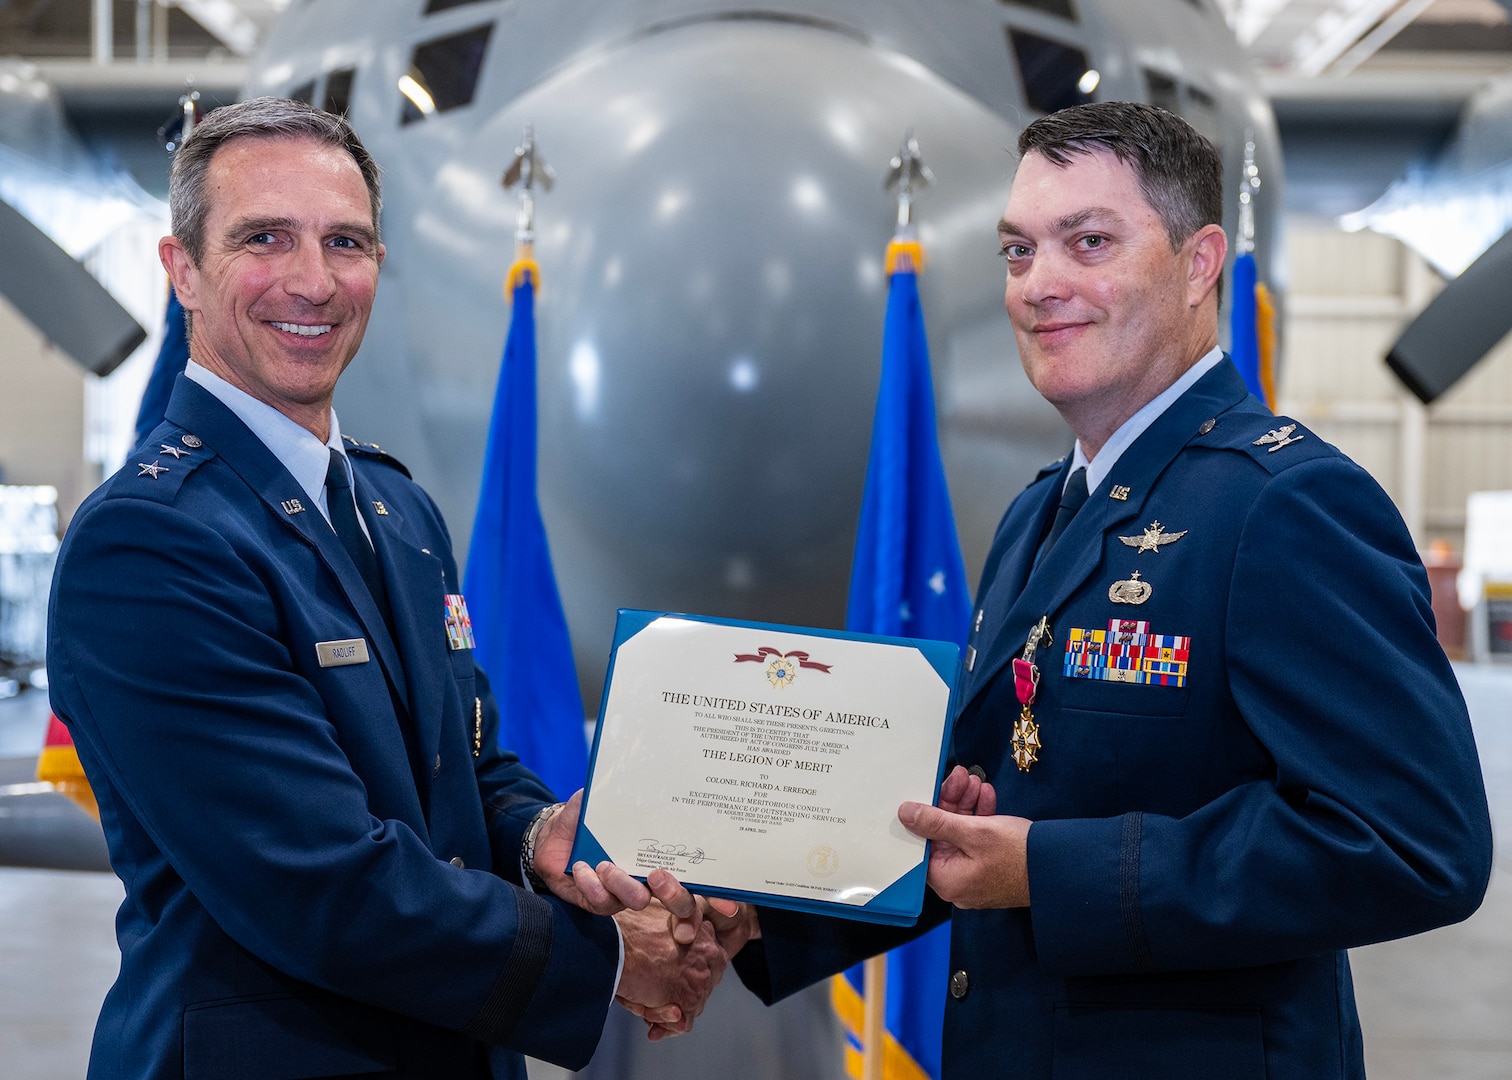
[3,1,1512,1078]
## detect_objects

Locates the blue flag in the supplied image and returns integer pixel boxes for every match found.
[133,287,190,448]
[464,270,588,800]
[1229,251,1265,402]
[838,257,970,1080]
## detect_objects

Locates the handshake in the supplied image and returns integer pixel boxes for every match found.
[525,790,762,1039]
[522,765,1029,1039]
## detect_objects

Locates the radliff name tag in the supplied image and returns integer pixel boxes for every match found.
[317,638,370,668]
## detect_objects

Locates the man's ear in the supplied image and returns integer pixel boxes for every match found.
[1186,224,1228,308]
[159,235,199,310]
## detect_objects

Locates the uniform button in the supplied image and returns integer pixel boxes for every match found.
[1198,418,1216,436]
[950,970,969,999]
[433,753,442,778]
[967,765,987,782]
[450,857,465,869]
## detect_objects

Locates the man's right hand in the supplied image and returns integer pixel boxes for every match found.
[613,901,728,1039]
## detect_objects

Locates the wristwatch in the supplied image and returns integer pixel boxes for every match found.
[520,801,564,892]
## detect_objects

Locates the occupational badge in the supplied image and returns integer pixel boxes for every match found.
[1108,570,1152,605]
[443,593,476,650]
[1119,521,1188,553]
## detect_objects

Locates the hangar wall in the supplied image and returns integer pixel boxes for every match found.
[1278,219,1512,555]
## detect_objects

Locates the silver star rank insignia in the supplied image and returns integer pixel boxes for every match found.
[137,461,168,479]
[1120,521,1188,553]
[1253,423,1304,453]
[159,444,189,459]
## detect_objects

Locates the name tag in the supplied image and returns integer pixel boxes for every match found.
[317,638,370,668]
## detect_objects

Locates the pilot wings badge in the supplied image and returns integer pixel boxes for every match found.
[1253,423,1304,453]
[1119,521,1188,554]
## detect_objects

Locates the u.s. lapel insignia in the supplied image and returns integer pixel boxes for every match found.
[1109,485,1131,501]
[281,498,305,515]
[372,501,389,516]
[1253,423,1303,453]
[443,593,476,650]
[1119,521,1188,553]
[1109,570,1152,605]
[137,461,168,479]
[159,444,189,459]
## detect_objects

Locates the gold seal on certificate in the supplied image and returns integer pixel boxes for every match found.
[570,610,960,925]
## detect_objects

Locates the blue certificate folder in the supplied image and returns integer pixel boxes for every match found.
[570,609,961,926]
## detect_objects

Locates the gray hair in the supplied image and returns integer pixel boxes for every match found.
[168,96,382,265]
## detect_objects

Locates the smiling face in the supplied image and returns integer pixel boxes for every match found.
[159,135,384,440]
[997,148,1225,456]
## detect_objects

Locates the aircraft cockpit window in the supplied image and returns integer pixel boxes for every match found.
[1008,29,1095,115]
[998,0,1078,20]
[324,68,356,117]
[288,80,317,106]
[1143,69,1181,115]
[400,24,495,125]
[424,0,489,11]
[1184,84,1222,151]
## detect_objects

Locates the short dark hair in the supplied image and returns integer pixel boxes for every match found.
[168,96,382,265]
[1017,101,1223,252]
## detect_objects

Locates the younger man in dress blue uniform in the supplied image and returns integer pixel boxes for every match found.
[722,102,1493,1079]
[48,98,720,1080]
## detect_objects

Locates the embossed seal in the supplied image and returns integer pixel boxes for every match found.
[807,845,840,878]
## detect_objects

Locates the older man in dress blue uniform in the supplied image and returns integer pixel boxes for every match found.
[721,102,1493,1079]
[47,98,722,1080]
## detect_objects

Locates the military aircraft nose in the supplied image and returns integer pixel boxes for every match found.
[410,18,1051,701]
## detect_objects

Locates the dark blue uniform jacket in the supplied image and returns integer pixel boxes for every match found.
[737,360,1492,1079]
[48,377,619,1080]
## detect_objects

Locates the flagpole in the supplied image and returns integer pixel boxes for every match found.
[862,955,887,1080]
[857,129,939,1080]
[501,124,554,293]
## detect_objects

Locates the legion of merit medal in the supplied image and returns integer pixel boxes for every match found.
[1011,616,1052,771]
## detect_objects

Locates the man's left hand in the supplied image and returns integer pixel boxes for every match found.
[899,766,1033,909]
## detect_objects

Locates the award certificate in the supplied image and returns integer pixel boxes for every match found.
[571,610,960,925]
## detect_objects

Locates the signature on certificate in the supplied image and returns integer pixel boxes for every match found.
[637,839,713,865]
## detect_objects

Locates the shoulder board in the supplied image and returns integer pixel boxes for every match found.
[1034,455,1067,480]
[109,430,217,504]
[342,434,412,479]
[1215,414,1333,475]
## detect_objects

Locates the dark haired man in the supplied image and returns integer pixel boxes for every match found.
[48,97,722,1080]
[723,101,1492,1079]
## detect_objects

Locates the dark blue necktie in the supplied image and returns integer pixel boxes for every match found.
[1037,466,1089,566]
[325,448,389,611]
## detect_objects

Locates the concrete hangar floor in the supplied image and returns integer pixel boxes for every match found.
[3,669,1510,1079]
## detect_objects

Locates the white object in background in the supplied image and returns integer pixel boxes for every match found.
[1459,490,1512,663]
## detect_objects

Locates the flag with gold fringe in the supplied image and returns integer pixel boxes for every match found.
[1229,133,1276,409]
[834,234,968,1080]
[36,713,98,820]
[463,252,587,799]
